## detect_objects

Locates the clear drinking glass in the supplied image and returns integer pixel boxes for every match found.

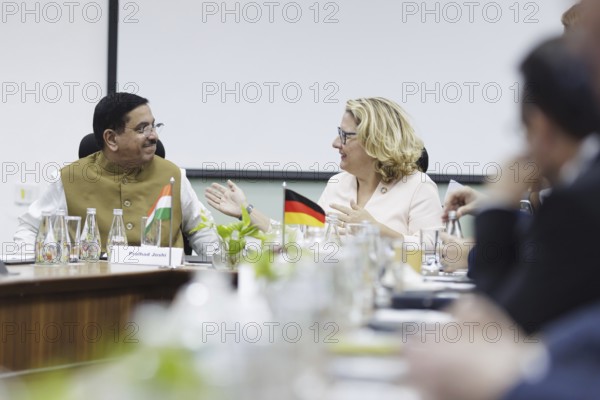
[345,222,369,238]
[141,216,161,247]
[392,237,423,274]
[265,221,284,249]
[324,214,342,246]
[65,216,81,263]
[282,223,304,246]
[335,235,374,327]
[301,226,326,248]
[420,227,444,276]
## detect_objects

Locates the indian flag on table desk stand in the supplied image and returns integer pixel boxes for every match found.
[145,177,176,267]
[282,182,326,245]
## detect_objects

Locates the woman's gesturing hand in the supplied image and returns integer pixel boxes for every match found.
[205,180,248,218]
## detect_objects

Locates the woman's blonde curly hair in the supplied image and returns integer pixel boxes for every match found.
[345,97,424,184]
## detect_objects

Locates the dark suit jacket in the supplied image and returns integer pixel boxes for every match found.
[503,300,600,400]
[473,156,600,334]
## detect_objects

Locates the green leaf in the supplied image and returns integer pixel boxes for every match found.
[193,205,266,260]
[252,248,278,281]
[217,224,233,239]
[226,238,245,256]
[189,209,215,234]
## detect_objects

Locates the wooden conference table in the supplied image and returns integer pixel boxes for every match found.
[0,260,471,396]
[0,262,215,372]
[0,261,473,400]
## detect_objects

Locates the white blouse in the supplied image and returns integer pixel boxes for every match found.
[318,171,443,241]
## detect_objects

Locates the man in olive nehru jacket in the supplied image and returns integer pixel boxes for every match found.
[14,92,219,255]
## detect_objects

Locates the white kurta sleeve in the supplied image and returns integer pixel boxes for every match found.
[14,177,68,249]
[179,170,220,256]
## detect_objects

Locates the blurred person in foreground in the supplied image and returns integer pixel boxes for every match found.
[205,97,442,241]
[408,293,600,400]
[411,4,600,398]
[562,1,582,34]
[445,34,600,336]
[439,1,584,273]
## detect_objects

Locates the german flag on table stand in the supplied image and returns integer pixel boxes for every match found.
[283,187,326,227]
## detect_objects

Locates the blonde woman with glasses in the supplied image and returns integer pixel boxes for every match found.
[206,97,442,240]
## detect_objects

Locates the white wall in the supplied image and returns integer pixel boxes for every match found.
[1,0,108,247]
[1,0,575,246]
[118,0,571,175]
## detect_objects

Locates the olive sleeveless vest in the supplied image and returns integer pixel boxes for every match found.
[60,152,183,251]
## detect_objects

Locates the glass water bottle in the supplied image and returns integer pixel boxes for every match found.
[446,210,463,238]
[107,209,128,260]
[35,211,58,265]
[81,208,101,261]
[53,209,70,264]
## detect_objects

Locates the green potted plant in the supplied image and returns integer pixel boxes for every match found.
[191,206,264,270]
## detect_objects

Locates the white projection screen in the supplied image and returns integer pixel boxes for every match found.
[118,0,570,178]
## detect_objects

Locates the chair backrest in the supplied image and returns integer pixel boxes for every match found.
[416,147,429,173]
[78,133,166,159]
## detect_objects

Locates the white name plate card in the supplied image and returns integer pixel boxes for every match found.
[109,246,184,267]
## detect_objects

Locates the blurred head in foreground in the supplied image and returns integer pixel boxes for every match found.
[520,36,600,184]
[562,2,582,33]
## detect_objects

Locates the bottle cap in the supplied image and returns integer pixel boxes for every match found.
[87,208,97,214]
[41,211,52,217]
[56,209,66,216]
[113,209,123,216]
[448,210,457,219]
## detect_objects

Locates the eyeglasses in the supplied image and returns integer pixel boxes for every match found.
[125,123,165,137]
[338,127,357,145]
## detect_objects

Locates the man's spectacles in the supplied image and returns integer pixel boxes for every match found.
[125,123,165,137]
[338,127,357,145]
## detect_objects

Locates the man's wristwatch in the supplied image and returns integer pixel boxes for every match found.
[239,204,254,220]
